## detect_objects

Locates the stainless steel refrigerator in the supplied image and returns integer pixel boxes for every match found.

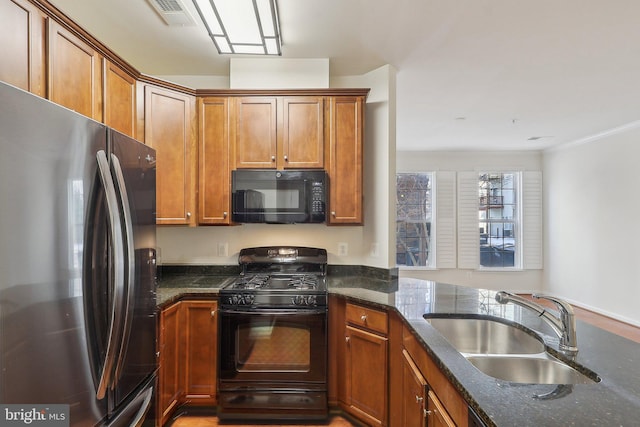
[0,81,157,426]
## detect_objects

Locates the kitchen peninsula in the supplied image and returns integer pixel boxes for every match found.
[158,269,640,426]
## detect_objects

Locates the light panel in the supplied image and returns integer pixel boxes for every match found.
[192,0,282,55]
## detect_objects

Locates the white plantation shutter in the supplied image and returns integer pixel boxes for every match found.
[457,171,480,269]
[435,171,456,268]
[522,171,543,269]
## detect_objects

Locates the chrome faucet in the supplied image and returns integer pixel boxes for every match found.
[495,291,578,358]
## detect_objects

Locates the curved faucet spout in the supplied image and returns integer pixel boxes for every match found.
[495,291,578,358]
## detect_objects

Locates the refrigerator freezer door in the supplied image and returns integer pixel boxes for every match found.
[0,82,109,424]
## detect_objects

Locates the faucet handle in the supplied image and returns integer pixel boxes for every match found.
[532,294,575,316]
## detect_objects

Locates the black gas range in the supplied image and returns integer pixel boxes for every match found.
[217,246,329,422]
[219,246,328,310]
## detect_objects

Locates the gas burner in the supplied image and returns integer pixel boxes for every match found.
[288,275,318,290]
[234,274,269,289]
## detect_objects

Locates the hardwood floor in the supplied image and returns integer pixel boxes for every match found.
[168,413,355,427]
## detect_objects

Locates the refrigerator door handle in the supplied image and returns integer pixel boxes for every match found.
[96,150,127,400]
[109,153,136,385]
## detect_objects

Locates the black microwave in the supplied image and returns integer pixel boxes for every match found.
[232,169,327,224]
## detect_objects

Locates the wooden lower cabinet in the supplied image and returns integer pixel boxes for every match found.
[345,325,388,426]
[183,300,218,405]
[427,390,456,427]
[402,323,469,427]
[331,298,389,426]
[158,299,218,425]
[158,302,182,426]
[402,349,428,426]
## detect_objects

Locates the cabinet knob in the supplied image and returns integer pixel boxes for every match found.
[186,212,192,218]
[271,155,276,161]
[223,211,228,218]
[345,336,350,343]
[424,409,432,417]
[284,155,288,161]
[211,310,216,317]
[360,314,367,322]
[415,395,424,403]
[331,211,336,216]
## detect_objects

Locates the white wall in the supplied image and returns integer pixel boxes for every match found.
[396,150,544,291]
[157,62,396,268]
[544,127,640,326]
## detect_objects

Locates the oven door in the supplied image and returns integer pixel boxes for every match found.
[219,308,327,387]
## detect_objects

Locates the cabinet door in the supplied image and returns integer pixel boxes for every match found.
[427,390,456,427]
[104,60,136,138]
[402,349,428,427]
[198,97,231,225]
[183,301,218,405]
[48,20,103,120]
[0,0,46,96]
[159,302,182,426]
[144,85,196,225]
[346,325,388,426]
[327,96,364,224]
[282,96,324,169]
[234,97,277,168]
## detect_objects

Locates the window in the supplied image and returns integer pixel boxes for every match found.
[396,173,433,267]
[478,172,519,268]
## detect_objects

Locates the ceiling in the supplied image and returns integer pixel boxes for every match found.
[48,0,640,151]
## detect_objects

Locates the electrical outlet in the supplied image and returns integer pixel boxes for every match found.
[217,242,229,257]
[370,243,379,257]
[338,242,348,257]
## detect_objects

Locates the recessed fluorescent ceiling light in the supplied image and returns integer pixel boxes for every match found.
[192,0,281,55]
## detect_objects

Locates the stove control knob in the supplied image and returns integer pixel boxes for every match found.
[292,295,317,306]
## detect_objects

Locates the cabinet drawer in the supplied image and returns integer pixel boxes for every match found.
[346,303,388,335]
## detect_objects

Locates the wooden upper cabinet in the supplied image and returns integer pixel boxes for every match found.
[48,20,103,121]
[104,60,136,138]
[282,96,324,169]
[326,96,364,224]
[144,85,196,226]
[233,97,278,169]
[233,96,325,170]
[0,0,46,97]
[198,97,231,225]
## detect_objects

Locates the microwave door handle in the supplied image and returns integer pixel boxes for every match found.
[95,150,126,399]
[109,152,136,386]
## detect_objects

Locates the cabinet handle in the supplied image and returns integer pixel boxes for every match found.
[271,155,276,161]
[345,336,350,343]
[360,314,367,322]
[415,395,424,403]
[424,409,432,417]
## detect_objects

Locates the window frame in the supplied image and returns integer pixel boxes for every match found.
[477,171,523,270]
[395,172,435,269]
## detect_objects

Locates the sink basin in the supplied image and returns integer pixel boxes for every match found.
[465,354,598,384]
[425,317,545,354]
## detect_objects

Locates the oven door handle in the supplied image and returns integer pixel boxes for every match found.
[220,308,327,315]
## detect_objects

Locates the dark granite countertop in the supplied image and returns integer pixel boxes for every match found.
[157,272,640,427]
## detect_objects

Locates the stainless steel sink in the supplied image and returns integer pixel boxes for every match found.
[465,354,597,384]
[426,317,545,354]
[424,316,600,385]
